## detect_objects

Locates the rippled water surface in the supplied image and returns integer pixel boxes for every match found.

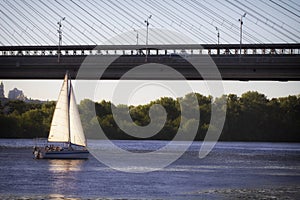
[0,139,299,199]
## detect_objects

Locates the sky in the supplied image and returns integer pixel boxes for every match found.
[2,80,300,105]
[0,0,299,105]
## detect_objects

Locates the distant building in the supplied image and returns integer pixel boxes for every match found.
[8,88,27,101]
[0,82,4,98]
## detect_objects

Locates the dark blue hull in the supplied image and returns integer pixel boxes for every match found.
[35,149,89,159]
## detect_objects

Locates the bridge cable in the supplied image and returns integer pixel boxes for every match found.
[190,0,266,43]
[278,0,300,14]
[0,26,20,45]
[21,0,76,45]
[54,0,110,44]
[0,15,29,45]
[38,0,98,44]
[142,0,215,43]
[270,0,300,18]
[82,0,137,44]
[69,0,139,44]
[0,7,40,44]
[260,0,300,25]
[288,0,300,8]
[148,0,216,43]
[29,0,79,45]
[39,0,97,44]
[127,0,192,44]
[66,0,122,44]
[116,0,182,44]
[28,1,77,44]
[159,0,224,43]
[4,0,51,44]
[204,0,273,43]
[215,0,289,43]
[244,0,300,35]
[85,0,143,44]
[71,0,130,44]
[225,0,296,42]
[12,0,58,45]
[174,0,241,44]
[229,0,299,42]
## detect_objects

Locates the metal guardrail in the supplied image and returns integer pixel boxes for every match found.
[0,44,299,56]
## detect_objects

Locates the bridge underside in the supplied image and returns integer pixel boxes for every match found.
[0,54,299,81]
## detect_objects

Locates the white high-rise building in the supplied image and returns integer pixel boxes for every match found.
[8,88,26,101]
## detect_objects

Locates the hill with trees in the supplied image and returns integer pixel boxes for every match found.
[0,91,299,142]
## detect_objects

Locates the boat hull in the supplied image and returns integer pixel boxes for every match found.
[35,149,89,159]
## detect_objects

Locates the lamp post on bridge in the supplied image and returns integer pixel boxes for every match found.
[57,17,65,63]
[133,28,139,45]
[144,15,152,62]
[215,27,220,45]
[215,27,220,54]
[238,13,246,56]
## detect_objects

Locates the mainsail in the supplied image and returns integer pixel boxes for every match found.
[48,73,86,147]
[69,85,86,147]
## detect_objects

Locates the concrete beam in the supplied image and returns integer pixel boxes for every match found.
[0,54,299,81]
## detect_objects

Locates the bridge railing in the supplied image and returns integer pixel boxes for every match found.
[0,44,299,56]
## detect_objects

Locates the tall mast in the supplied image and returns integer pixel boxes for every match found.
[67,72,71,147]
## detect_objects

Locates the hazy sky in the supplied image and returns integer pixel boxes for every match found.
[2,80,300,105]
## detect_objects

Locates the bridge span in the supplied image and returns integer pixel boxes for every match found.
[0,44,299,80]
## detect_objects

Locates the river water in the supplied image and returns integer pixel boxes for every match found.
[0,139,299,199]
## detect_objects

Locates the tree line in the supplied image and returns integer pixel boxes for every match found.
[0,91,299,142]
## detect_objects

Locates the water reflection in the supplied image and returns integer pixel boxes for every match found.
[48,160,84,172]
[48,160,85,194]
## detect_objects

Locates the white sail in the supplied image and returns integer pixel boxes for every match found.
[48,74,69,142]
[69,84,86,147]
[34,73,89,159]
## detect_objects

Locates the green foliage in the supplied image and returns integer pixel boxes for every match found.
[0,91,299,142]
[0,115,21,138]
[0,101,55,138]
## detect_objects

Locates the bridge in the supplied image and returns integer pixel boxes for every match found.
[0,43,299,81]
[1,1,299,81]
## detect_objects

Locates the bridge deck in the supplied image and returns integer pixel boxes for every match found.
[0,44,299,80]
[0,54,299,81]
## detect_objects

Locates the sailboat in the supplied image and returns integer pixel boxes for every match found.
[33,73,89,159]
